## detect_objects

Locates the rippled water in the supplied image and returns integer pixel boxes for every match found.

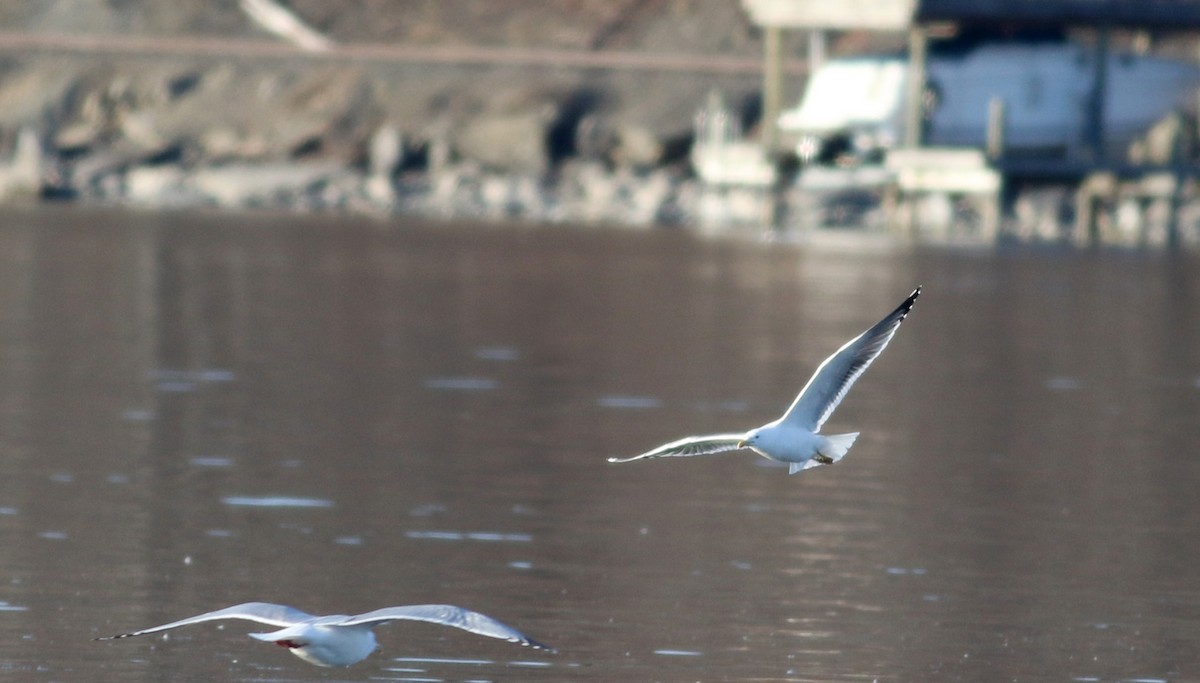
[0,206,1198,682]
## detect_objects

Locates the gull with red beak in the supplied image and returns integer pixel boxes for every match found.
[609,287,920,474]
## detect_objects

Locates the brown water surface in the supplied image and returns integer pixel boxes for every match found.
[0,206,1197,682]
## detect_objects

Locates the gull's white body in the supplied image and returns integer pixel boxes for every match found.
[251,620,378,667]
[610,287,920,474]
[96,602,552,668]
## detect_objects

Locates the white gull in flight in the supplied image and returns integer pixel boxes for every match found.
[609,286,921,474]
[97,601,553,667]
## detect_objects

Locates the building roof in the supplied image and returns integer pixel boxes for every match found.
[742,0,1200,31]
[915,0,1200,29]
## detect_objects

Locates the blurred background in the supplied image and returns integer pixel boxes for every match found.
[1,0,1200,242]
[0,3,1198,683]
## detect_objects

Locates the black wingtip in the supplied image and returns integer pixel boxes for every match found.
[524,636,557,653]
[892,286,921,321]
[95,631,140,641]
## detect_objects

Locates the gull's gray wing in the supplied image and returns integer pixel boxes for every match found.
[780,287,920,432]
[341,605,553,651]
[607,433,748,463]
[96,602,317,640]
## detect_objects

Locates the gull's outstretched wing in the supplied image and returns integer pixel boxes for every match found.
[95,602,317,640]
[607,433,747,463]
[780,287,920,432]
[342,605,554,651]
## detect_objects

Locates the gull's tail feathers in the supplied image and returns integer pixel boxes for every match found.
[821,432,859,463]
[789,432,860,475]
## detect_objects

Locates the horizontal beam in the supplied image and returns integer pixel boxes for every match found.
[742,0,915,30]
[0,31,810,76]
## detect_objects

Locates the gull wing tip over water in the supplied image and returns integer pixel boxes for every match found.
[96,601,553,666]
[340,604,556,652]
[94,602,313,641]
[607,433,747,463]
[780,284,920,432]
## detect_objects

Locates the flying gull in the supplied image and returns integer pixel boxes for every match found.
[609,287,921,474]
[97,601,553,667]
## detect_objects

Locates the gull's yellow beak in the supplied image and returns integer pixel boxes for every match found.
[737,440,748,448]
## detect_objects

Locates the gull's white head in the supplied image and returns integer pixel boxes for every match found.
[737,428,764,452]
[250,623,378,667]
[737,424,797,460]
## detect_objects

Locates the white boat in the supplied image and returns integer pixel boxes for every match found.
[779,41,1200,162]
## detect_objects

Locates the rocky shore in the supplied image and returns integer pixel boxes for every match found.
[7,1,1197,246]
[0,0,789,228]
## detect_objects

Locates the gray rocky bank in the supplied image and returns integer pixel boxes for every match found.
[0,0,775,226]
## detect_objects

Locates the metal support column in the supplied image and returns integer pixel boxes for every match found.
[762,24,783,153]
[1085,26,1111,163]
[808,29,826,73]
[904,25,928,148]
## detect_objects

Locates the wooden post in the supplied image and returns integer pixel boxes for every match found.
[1167,177,1182,250]
[1074,184,1096,247]
[1168,109,1185,250]
[762,24,783,154]
[808,29,826,73]
[904,25,928,149]
[1075,172,1115,246]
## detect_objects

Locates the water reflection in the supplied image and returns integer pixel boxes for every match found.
[0,206,1195,682]
[404,531,533,543]
[220,496,335,508]
[422,377,500,391]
